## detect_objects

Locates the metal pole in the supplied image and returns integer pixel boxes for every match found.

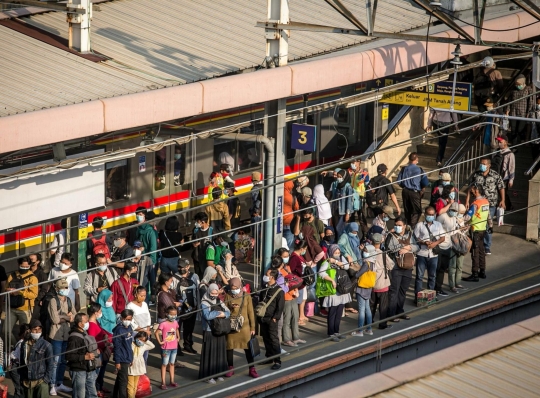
[450,66,458,111]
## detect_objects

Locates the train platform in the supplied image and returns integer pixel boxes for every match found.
[5,232,539,398]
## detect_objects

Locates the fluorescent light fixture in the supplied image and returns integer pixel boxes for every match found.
[412,74,450,89]
[88,152,136,166]
[346,93,384,108]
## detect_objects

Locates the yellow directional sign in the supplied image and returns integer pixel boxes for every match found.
[380,91,470,111]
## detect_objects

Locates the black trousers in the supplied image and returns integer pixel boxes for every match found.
[327,304,345,336]
[178,314,196,349]
[436,125,451,163]
[226,349,255,368]
[260,320,280,364]
[471,231,486,273]
[504,180,513,211]
[370,291,389,329]
[435,247,452,291]
[402,188,422,228]
[388,267,413,317]
[510,119,528,143]
[112,362,129,398]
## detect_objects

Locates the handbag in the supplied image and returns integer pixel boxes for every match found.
[203,299,231,336]
[425,223,442,255]
[229,296,245,333]
[255,288,282,318]
[248,335,261,358]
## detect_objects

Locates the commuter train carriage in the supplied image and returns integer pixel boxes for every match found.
[0,83,395,263]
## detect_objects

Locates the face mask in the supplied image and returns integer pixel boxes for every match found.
[19,267,30,274]
[60,263,70,271]
[209,295,219,300]
[457,213,464,219]
[333,254,341,260]
[221,241,228,247]
[426,215,435,223]
[536,104,540,110]
[516,85,524,90]
[479,164,487,172]
[174,154,181,160]
[98,265,107,272]
[123,320,131,328]
[113,240,122,248]
[106,301,113,307]
[83,322,89,331]
[135,339,144,347]
[194,222,201,229]
[337,178,344,183]
[167,315,176,321]
[301,250,307,256]
[449,192,456,200]
[442,181,450,186]
[134,249,142,257]
[448,210,457,217]
[324,236,335,243]
[362,252,370,259]
[262,275,270,283]
[31,333,41,341]
[59,289,69,297]
[383,216,389,222]
[231,289,241,295]
[136,215,145,223]
[348,232,357,238]
[395,225,403,234]
[97,313,103,319]
[350,163,357,170]
[282,257,289,264]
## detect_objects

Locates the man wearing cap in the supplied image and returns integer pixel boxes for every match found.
[435,202,460,296]
[19,319,54,398]
[300,186,316,211]
[427,109,459,167]
[492,134,515,210]
[206,188,231,233]
[366,164,401,218]
[370,233,395,330]
[473,63,503,112]
[398,153,430,227]
[84,253,117,302]
[372,205,395,237]
[506,74,534,144]
[109,231,133,272]
[466,158,504,255]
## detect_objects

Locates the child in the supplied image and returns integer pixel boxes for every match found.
[155,306,180,390]
[128,331,155,398]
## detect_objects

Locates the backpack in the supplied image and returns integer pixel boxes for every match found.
[365,177,387,209]
[284,274,303,291]
[91,234,111,259]
[451,232,473,255]
[302,265,315,286]
[69,331,101,371]
[174,275,196,313]
[111,244,130,263]
[357,262,376,288]
[202,299,231,336]
[8,272,34,308]
[335,268,353,294]
[41,294,73,339]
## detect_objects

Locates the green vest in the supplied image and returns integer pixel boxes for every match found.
[315,263,336,297]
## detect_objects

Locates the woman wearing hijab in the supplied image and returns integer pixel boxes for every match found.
[338,222,362,266]
[331,169,354,236]
[317,244,351,341]
[312,184,332,226]
[224,278,258,378]
[97,289,116,334]
[320,226,336,254]
[199,283,230,384]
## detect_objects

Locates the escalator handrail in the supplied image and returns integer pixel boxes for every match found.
[444,128,483,174]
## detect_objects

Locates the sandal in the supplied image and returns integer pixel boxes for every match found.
[346,308,359,314]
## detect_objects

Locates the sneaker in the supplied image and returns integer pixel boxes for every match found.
[271,363,282,370]
[217,377,225,382]
[56,384,73,393]
[280,348,287,354]
[184,346,197,355]
[50,386,57,396]
[351,331,363,337]
[485,249,491,255]
[365,329,374,335]
[207,379,216,385]
[293,339,306,344]
[330,336,340,342]
[334,333,346,340]
[437,290,449,297]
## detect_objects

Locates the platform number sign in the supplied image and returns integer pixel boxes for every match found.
[291,123,316,152]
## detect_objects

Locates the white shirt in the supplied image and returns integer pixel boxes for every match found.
[49,267,80,305]
[126,301,152,330]
[50,230,66,266]
[413,221,445,258]
[436,214,459,250]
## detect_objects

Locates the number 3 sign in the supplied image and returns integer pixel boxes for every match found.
[291,123,317,152]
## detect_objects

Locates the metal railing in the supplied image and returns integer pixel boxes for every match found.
[445,128,484,190]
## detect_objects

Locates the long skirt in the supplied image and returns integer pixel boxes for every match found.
[198,331,228,379]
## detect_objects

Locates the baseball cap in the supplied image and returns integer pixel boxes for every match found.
[458,204,466,213]
[371,233,383,244]
[377,164,388,174]
[55,279,69,289]
[114,230,127,239]
[382,205,395,219]
[301,187,312,197]
[133,240,143,248]
[496,133,509,142]
[252,171,262,182]
[442,173,452,182]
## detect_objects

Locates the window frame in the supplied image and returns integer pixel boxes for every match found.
[104,158,130,205]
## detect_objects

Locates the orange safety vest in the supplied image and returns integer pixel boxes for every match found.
[470,197,489,231]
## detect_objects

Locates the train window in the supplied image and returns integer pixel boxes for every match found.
[337,106,349,124]
[173,144,186,186]
[105,159,128,204]
[214,140,236,171]
[154,148,167,191]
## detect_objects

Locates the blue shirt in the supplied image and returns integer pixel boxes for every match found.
[398,164,429,191]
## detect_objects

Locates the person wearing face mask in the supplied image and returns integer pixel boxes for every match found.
[505,74,534,144]
[200,283,230,383]
[224,277,259,378]
[283,180,301,249]
[452,204,469,291]
[430,172,456,207]
[155,306,180,390]
[131,241,155,303]
[271,256,290,348]
[127,206,147,246]
[19,320,54,398]
[128,331,154,397]
[331,169,355,236]
[351,244,376,336]
[435,202,461,296]
[372,205,395,237]
[413,207,445,301]
[126,286,153,361]
[337,223,362,268]
[191,212,214,278]
[492,134,515,211]
[135,209,159,266]
[293,207,325,244]
[369,234,395,330]
[66,313,100,398]
[48,252,81,313]
[7,257,38,342]
[463,184,490,282]
[84,253,118,303]
[110,262,139,315]
[46,278,74,395]
[28,253,49,322]
[206,189,232,234]
[87,302,113,398]
[108,231,134,273]
[386,217,418,321]
[320,226,336,255]
[96,289,116,334]
[159,216,184,275]
[155,273,182,324]
[112,309,135,398]
[434,185,456,217]
[282,240,308,342]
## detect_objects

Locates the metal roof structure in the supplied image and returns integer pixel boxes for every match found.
[371,335,540,398]
[0,0,429,117]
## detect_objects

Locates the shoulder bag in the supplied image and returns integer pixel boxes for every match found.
[424,223,442,255]
[255,287,282,318]
[229,295,245,333]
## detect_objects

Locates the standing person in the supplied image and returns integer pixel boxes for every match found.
[159,216,184,275]
[108,231,133,273]
[466,158,505,255]
[493,134,516,210]
[463,184,490,282]
[207,171,225,202]
[320,226,336,255]
[110,262,139,316]
[413,207,446,301]
[155,273,181,324]
[350,159,370,235]
[199,284,230,384]
[258,269,285,370]
[224,278,259,378]
[49,219,67,271]
[87,303,112,398]
[426,109,459,167]
[249,171,264,220]
[337,222,362,266]
[128,331,154,398]
[398,153,430,228]
[330,169,354,236]
[191,212,213,278]
[28,253,48,322]
[287,239,309,333]
[293,207,325,244]
[112,309,135,398]
[66,313,99,398]
[312,184,332,226]
[136,213,158,266]
[225,181,241,232]
[130,242,153,300]
[155,306,180,390]
[83,254,117,303]
[505,74,534,144]
[10,324,31,398]
[270,256,289,344]
[371,205,395,238]
[48,252,81,312]
[96,289,116,334]
[18,320,54,398]
[206,189,231,233]
[365,164,401,225]
[283,180,300,249]
[126,286,152,362]
[435,202,460,296]
[86,216,113,266]
[351,245,375,336]
[434,185,456,217]
[452,204,469,291]
[370,234,395,330]
[386,217,418,321]
[7,257,38,341]
[318,245,351,342]
[48,279,74,396]
[473,63,504,111]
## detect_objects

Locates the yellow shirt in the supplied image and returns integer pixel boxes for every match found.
[7,271,38,311]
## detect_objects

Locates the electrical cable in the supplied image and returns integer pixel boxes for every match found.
[438,7,540,32]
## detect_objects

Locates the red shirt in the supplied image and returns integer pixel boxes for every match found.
[110,276,139,314]
[289,252,306,290]
[88,321,112,352]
